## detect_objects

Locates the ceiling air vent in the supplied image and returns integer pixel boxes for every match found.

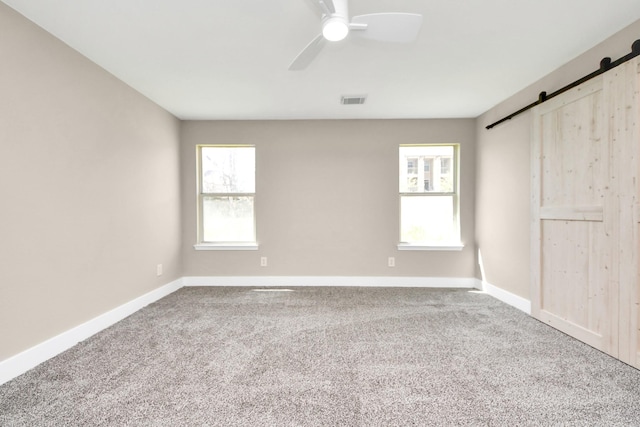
[341,95,367,105]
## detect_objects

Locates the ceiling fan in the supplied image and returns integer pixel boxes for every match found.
[289,0,423,71]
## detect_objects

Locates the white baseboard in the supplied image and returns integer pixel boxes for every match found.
[183,276,480,288]
[478,279,531,314]
[0,278,183,386]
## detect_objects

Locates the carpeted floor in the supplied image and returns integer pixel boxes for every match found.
[1,287,640,426]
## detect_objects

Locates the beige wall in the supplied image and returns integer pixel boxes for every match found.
[181,119,476,278]
[475,19,640,299]
[0,4,182,361]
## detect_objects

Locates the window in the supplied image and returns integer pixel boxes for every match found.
[423,158,433,191]
[196,145,256,248]
[399,144,460,248]
[407,158,418,174]
[441,158,451,175]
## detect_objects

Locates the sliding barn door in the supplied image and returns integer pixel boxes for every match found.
[531,57,640,366]
[532,76,619,356]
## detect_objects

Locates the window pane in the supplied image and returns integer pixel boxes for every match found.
[201,146,255,193]
[202,196,254,242]
[400,196,455,243]
[399,145,454,193]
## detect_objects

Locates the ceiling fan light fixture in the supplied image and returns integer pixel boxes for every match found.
[322,16,349,41]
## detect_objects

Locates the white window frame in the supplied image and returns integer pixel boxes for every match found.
[194,145,258,251]
[398,144,463,251]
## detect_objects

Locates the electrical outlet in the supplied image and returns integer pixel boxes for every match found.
[156,264,163,276]
[260,257,268,267]
[388,257,395,267]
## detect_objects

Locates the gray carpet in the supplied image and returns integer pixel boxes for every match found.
[1,287,640,426]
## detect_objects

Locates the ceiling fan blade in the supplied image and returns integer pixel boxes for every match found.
[288,34,327,71]
[350,13,423,43]
[320,0,336,14]
[306,0,335,16]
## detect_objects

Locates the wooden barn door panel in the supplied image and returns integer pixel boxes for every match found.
[532,77,619,357]
[539,220,614,349]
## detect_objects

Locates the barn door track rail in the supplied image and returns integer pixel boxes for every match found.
[486,39,640,130]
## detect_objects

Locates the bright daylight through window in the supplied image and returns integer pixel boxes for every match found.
[197,145,256,247]
[399,144,460,248]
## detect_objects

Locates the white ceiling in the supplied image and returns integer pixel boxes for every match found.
[3,0,640,120]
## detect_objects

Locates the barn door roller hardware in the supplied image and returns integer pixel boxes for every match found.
[486,39,640,130]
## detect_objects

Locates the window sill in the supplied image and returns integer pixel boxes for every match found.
[397,243,465,251]
[194,243,259,251]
